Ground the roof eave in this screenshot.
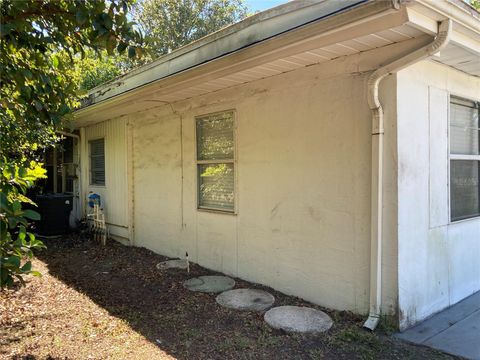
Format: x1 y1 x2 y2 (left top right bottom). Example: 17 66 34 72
78 0 394 110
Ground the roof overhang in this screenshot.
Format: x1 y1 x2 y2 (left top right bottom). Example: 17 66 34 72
74 0 480 127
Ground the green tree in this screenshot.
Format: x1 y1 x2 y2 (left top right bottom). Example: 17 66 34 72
1 0 143 158
76 50 124 91
0 0 143 288
74 49 153 91
133 0 248 56
74 0 249 91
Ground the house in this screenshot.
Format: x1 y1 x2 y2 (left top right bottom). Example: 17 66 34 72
72 0 480 331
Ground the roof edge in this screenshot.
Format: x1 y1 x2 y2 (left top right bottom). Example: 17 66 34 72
81 0 376 107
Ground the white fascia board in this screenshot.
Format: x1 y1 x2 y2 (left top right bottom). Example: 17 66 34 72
407 8 480 54
406 1 480 55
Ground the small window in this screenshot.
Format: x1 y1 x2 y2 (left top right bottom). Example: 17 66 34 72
196 111 235 212
449 96 480 221
89 138 105 186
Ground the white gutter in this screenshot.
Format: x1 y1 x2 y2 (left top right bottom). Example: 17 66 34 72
364 18 452 331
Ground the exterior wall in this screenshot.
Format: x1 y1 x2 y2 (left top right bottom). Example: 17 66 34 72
129 52 399 315
80 118 129 240
397 61 480 330
76 38 426 316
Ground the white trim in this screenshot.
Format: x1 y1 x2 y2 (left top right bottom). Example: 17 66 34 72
450 154 480 161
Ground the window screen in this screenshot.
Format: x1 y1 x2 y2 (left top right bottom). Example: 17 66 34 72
450 96 480 221
196 111 235 212
90 138 105 186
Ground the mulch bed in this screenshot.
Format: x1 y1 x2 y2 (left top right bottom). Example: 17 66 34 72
1 233 456 359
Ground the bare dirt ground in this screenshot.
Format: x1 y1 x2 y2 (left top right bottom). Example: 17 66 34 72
0 234 457 360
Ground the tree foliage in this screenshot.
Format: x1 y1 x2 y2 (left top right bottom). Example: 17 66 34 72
76 51 124 91
74 0 249 91
0 0 143 158
133 0 248 57
0 0 142 288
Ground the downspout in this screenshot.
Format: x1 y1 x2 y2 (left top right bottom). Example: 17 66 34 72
55 130 82 224
363 19 451 331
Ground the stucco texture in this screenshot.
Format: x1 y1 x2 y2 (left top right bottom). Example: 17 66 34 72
131 62 374 314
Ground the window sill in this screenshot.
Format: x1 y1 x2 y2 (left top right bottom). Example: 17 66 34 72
197 207 237 215
449 216 480 225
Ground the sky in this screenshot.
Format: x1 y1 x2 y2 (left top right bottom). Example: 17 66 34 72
245 0 288 12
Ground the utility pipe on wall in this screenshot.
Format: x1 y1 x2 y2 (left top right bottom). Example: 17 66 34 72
364 19 451 331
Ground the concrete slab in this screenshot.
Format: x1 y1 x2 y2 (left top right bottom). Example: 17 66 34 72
216 289 275 311
156 259 188 270
397 292 480 344
264 306 333 333
397 291 480 360
183 275 235 293
423 310 480 360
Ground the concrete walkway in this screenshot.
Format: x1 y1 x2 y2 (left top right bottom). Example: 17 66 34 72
396 292 480 359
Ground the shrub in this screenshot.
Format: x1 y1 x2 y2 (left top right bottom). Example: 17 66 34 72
0 159 46 288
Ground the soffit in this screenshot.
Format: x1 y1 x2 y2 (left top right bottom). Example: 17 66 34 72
75 3 479 126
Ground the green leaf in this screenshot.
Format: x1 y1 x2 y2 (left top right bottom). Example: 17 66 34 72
12 200 21 214
22 69 33 80
6 256 20 268
8 217 19 229
17 225 26 242
59 103 70 115
22 209 40 221
16 193 37 206
21 261 32 272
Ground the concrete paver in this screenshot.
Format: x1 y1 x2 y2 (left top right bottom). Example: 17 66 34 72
183 275 235 293
264 306 333 333
216 288 275 311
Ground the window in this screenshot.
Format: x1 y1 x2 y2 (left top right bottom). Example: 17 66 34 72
450 96 480 221
89 138 105 186
196 111 235 212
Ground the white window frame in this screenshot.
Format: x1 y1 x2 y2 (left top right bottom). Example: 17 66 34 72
195 110 237 214
89 137 106 187
448 94 480 223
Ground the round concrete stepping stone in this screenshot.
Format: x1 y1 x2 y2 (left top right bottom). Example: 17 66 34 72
156 259 188 270
216 289 275 311
183 275 235 293
264 306 333 333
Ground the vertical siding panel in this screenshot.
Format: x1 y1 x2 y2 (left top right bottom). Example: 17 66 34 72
82 117 128 239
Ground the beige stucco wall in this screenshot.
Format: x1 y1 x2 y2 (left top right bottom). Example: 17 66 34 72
128 54 400 314
77 38 417 315
397 60 480 329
